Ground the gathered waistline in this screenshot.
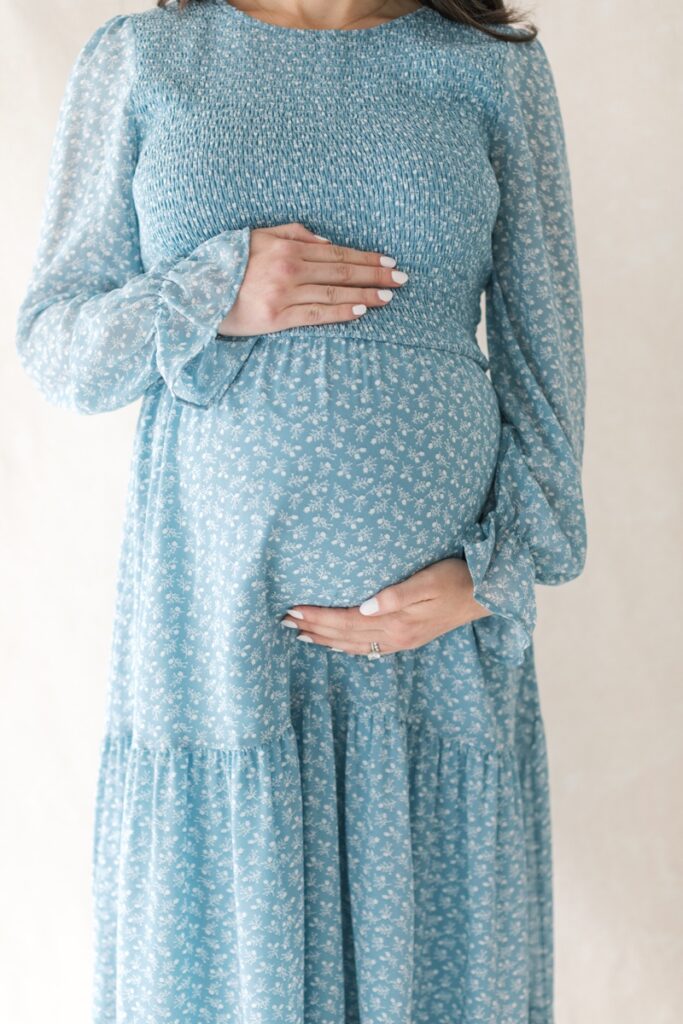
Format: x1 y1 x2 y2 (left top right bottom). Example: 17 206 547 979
251 326 491 372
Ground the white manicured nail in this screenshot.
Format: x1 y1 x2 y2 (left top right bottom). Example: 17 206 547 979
352 304 367 315
377 289 393 302
281 619 299 629
330 647 343 652
359 596 379 615
314 234 330 241
380 255 396 267
296 634 313 643
391 270 408 284
286 608 304 619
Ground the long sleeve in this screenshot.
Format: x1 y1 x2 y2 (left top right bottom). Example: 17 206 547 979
461 35 588 666
15 14 253 415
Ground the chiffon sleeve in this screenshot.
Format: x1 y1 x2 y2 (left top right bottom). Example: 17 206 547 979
15 14 254 415
461 35 588 666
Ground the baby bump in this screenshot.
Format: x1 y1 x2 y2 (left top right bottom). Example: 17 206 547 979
175 336 501 617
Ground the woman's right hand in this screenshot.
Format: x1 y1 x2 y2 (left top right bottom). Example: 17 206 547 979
217 222 409 337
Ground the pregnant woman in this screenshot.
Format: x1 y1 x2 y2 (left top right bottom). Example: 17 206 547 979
15 1 587 1021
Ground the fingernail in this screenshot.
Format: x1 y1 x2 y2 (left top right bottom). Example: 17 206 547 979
380 255 396 267
377 289 393 302
391 270 409 284
352 304 367 315
330 647 343 652
359 596 379 615
314 234 330 241
296 634 313 643
286 608 304 619
281 619 299 629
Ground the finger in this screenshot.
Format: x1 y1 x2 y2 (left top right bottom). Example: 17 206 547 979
276 301 371 329
298 238 399 271
281 615 384 643
262 226 400 273
295 631 398 656
292 258 408 291
267 231 398 271
281 604 378 633
287 283 396 309
274 269 408 329
358 569 437 617
264 223 394 269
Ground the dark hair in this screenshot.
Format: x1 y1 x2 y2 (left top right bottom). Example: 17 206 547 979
156 1 538 42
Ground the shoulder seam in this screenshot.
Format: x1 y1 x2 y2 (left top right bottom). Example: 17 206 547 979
77 15 141 148
488 33 541 145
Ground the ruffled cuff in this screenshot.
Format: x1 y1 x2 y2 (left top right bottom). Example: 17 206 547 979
460 425 537 666
461 511 536 667
155 225 255 406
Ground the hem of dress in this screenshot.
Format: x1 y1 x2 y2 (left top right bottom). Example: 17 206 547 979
91 689 553 1022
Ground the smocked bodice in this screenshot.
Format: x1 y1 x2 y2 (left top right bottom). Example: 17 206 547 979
130 1 508 365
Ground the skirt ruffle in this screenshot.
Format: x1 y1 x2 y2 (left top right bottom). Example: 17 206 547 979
92 646 553 1024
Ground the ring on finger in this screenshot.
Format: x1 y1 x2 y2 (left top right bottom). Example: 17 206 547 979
367 639 382 660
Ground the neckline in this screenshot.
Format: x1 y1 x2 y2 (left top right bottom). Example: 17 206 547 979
218 2 431 37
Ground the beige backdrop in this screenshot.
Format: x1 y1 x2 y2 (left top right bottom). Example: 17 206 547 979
1 1 681 1021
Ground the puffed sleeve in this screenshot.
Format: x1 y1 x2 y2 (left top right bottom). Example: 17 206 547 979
461 34 588 666
15 14 253 414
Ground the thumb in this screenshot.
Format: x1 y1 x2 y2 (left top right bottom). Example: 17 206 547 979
270 222 331 244
358 570 431 616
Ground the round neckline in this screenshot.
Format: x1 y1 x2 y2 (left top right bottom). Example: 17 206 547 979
218 2 430 37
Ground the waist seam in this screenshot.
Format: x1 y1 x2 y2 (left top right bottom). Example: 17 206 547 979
252 330 490 371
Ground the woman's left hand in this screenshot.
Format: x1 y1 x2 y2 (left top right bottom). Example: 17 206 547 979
279 556 492 657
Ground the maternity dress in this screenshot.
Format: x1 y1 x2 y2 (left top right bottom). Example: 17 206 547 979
15 2 587 1022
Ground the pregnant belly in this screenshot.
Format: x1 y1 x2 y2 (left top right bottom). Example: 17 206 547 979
174 336 502 617
116 336 503 745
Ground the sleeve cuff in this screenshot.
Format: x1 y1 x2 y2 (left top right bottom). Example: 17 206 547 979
154 225 255 406
461 511 537 667
460 423 538 667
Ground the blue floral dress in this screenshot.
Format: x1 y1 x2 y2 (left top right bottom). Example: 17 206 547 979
15 3 587 1022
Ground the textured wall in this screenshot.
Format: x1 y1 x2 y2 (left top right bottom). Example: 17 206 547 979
1 1 681 1021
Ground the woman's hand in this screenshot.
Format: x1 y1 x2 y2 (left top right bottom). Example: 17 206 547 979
279 557 493 657
218 221 409 336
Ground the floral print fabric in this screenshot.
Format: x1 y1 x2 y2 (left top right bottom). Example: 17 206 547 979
15 3 587 1022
